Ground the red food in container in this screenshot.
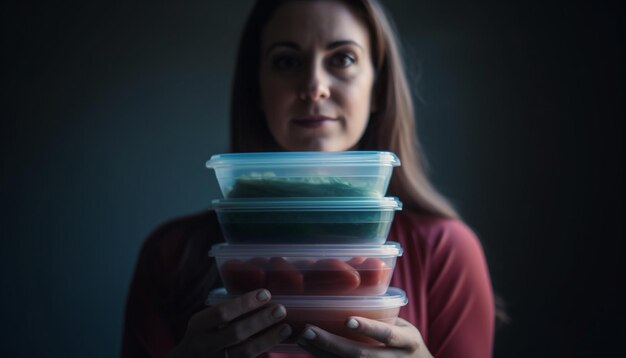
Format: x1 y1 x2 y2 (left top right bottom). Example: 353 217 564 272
209 242 402 296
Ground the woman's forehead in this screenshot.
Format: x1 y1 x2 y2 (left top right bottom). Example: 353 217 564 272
261 0 370 51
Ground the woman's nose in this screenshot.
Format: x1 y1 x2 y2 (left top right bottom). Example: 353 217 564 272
299 62 330 102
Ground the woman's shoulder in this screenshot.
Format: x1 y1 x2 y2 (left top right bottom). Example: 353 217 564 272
146 210 219 241
138 210 223 266
392 211 490 293
392 210 482 256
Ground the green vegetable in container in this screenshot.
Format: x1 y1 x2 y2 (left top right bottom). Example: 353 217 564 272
228 175 378 198
219 210 394 244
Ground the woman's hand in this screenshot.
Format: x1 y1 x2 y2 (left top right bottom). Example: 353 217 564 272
166 289 291 358
296 317 433 358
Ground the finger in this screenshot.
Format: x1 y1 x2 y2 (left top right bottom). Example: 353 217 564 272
394 317 414 327
297 325 393 358
193 289 271 330
296 327 340 358
217 304 288 347
298 342 341 358
227 323 292 358
345 316 413 348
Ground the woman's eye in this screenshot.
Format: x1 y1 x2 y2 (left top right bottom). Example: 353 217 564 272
271 55 300 71
329 53 356 68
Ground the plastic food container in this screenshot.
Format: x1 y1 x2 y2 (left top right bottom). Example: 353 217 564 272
212 197 402 244
206 287 407 348
209 242 402 295
206 151 401 198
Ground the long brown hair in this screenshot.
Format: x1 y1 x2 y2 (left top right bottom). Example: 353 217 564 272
230 0 457 218
229 0 508 329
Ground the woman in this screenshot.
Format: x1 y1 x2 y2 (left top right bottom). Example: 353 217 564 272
121 0 495 357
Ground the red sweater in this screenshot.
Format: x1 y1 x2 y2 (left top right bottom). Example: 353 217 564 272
121 210 494 357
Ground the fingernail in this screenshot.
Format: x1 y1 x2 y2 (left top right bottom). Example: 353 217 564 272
272 305 286 319
346 318 359 329
256 289 270 302
302 328 317 340
279 325 292 339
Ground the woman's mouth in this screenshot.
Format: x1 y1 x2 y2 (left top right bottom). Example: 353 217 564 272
291 115 338 128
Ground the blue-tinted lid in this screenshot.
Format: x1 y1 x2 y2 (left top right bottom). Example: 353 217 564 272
212 196 402 210
206 151 401 169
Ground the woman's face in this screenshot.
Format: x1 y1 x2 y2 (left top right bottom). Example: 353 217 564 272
259 0 376 152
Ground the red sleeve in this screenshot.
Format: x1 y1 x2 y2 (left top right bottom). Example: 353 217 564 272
120 211 218 358
426 220 495 358
120 233 177 358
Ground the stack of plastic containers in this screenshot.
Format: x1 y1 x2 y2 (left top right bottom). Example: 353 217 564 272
205 151 407 351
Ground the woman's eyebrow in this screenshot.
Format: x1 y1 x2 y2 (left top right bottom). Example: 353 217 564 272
265 40 364 55
327 40 363 51
265 41 300 56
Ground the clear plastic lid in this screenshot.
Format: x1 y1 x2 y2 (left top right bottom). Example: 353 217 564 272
209 241 402 258
212 197 402 211
206 151 401 169
206 287 408 308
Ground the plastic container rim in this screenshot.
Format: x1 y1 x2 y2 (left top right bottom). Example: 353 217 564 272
206 287 408 308
212 197 402 211
206 151 401 169
208 241 403 257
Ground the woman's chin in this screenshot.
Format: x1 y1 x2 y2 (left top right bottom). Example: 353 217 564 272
282 139 351 152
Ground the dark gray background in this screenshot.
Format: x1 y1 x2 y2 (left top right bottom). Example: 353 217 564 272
1 0 624 357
